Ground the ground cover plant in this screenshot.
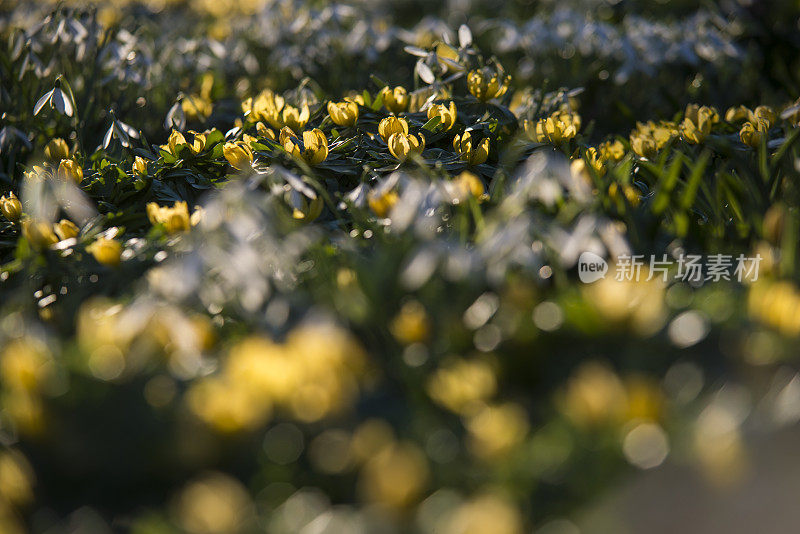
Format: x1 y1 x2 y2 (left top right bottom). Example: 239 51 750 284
2 1 800 532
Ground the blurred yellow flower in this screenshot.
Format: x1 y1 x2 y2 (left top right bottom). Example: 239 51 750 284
187 377 271 433
0 450 35 507
172 472 252 534
147 201 194 233
453 131 489 165
0 338 52 393
86 237 122 266
466 402 529 460
368 189 399 217
53 219 79 241
286 190 324 221
524 110 581 144
427 357 496 415
21 219 58 249
444 492 523 534
680 104 717 144
740 119 769 148
390 300 430 344
359 441 429 509
560 362 627 428
450 170 488 202
380 85 409 113
599 139 626 162
725 105 751 123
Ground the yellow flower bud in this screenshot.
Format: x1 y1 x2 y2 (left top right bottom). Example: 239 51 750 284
223 141 254 170
390 301 430 344
44 138 70 161
380 86 409 113
725 105 752 123
680 105 716 144
451 171 488 202
740 119 769 148
54 219 79 241
753 105 777 127
453 131 489 166
147 201 192 234
467 68 511 102
280 103 310 132
132 156 148 177
327 100 359 127
378 116 409 142
56 159 83 184
22 219 58 249
0 192 22 222
256 122 276 140
599 139 626 162
387 132 425 161
426 101 457 131
86 237 122 266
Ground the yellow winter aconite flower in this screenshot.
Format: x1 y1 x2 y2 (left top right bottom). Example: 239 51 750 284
187 376 271 433
54 219 79 241
86 237 122 266
223 141 254 170
0 192 22 221
427 358 496 415
280 103 311 132
368 189 399 217
740 119 769 148
379 85 409 113
560 361 627 427
467 68 511 102
599 139 626 162
255 122 276 140
390 301 430 344
752 105 777 127
608 182 640 207
725 105 752 123
56 159 83 184
583 146 606 176
21 219 58 249
163 129 188 155
44 138 69 161
629 120 676 159
147 201 195 233
388 131 425 160
445 492 523 534
182 94 213 122
453 131 490 165
466 402 529 460
378 116 409 142
327 100 359 127
525 110 581 144
282 128 328 165
680 104 718 144
132 156 148 177
427 101 457 130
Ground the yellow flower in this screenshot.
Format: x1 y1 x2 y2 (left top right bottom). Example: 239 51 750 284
752 105 777 127
161 129 187 155
725 105 752 123
0 192 22 222
44 138 69 161
54 219 79 241
740 119 769 148
608 182 641 207
187 377 271 433
173 473 252 534
426 101 457 131
223 141 254 170
453 131 489 165
255 122 276 140
132 156 148 177
387 132 425 160
21 219 58 249
368 189 398 217
327 100 359 127
86 237 122 266
680 104 717 144
0 338 52 393
280 103 311 132
379 86 409 113
188 130 208 154
467 68 511 102
282 128 328 165
599 139 626 162
629 121 676 159
525 110 580 144
359 441 429 509
451 170 488 202
147 201 194 233
389 301 430 344
630 134 658 159
378 116 409 142
56 159 83 184
445 492 523 534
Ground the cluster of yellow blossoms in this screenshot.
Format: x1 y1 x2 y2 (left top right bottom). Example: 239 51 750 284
524 108 582 144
